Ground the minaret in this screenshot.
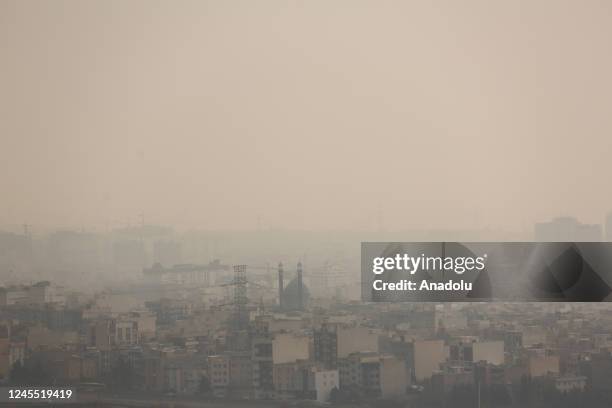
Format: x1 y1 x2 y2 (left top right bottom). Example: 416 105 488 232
297 261 303 310
278 262 284 310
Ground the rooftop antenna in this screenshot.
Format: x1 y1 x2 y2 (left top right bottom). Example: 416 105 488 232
297 261 304 310
278 262 284 310
139 212 145 243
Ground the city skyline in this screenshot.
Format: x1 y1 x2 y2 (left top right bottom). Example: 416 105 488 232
3 1 612 406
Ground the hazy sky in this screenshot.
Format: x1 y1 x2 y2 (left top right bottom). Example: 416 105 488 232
2 0 612 231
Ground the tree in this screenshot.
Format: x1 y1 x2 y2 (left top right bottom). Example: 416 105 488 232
198 375 211 395
109 356 134 391
9 358 53 386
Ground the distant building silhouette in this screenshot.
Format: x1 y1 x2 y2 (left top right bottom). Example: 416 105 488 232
534 216 602 241
153 240 182 266
606 212 612 241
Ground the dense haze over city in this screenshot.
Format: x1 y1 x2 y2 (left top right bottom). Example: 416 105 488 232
3 1 612 407
3 0 612 232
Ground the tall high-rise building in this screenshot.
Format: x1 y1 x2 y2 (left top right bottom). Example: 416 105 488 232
605 212 612 241
314 324 338 369
534 216 602 241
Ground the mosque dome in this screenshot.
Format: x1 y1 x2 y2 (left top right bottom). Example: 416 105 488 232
281 277 310 311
